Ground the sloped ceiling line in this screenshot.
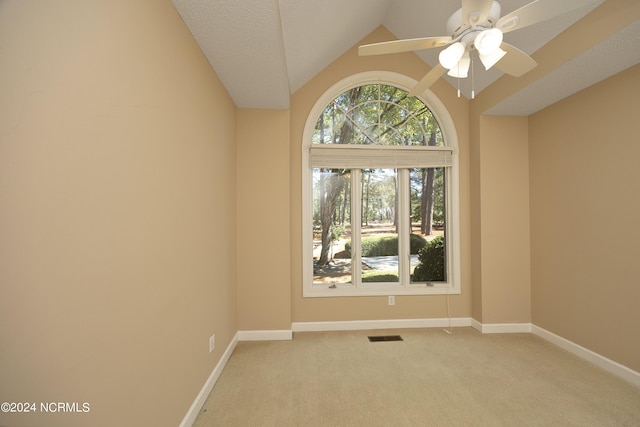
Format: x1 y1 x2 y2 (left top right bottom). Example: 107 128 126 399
172 0 637 116
480 0 640 115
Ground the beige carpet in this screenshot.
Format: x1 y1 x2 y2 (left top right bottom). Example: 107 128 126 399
194 327 640 426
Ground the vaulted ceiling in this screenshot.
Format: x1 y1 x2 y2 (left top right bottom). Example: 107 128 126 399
172 0 639 115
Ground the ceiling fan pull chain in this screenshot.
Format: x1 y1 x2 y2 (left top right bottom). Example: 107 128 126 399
471 53 475 99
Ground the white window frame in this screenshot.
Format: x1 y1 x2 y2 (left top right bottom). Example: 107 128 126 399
302 71 461 297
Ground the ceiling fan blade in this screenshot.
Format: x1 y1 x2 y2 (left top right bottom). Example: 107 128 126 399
358 36 452 56
409 64 447 96
496 0 595 34
461 0 495 26
494 42 538 77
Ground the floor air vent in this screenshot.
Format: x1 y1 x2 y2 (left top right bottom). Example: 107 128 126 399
368 335 403 342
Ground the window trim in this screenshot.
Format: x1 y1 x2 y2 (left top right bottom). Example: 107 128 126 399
302 71 461 297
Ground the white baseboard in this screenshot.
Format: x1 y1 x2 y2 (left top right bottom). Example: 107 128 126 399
292 317 473 332
471 319 532 334
179 332 239 427
237 329 293 341
532 325 640 388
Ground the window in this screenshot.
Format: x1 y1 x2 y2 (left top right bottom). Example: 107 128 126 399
302 72 460 297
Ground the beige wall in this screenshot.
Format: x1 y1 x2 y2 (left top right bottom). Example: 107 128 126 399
289 27 472 323
236 109 291 330
477 116 531 324
2 2 638 426
468 0 638 326
0 1 238 426
469 108 483 322
529 65 640 372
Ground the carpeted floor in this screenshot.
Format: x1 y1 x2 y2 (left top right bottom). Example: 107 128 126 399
194 327 640 426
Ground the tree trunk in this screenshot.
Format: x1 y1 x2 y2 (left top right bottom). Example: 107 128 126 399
364 172 371 226
318 172 347 265
420 131 437 235
318 87 360 264
421 168 435 235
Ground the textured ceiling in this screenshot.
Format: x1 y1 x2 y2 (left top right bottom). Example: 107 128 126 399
172 0 638 115
487 19 640 115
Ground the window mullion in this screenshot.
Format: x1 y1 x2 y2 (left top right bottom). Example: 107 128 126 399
351 169 362 289
397 169 411 287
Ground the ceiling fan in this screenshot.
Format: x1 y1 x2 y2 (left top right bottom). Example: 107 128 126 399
359 0 596 97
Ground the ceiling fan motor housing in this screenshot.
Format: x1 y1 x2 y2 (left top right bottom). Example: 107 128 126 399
447 1 502 41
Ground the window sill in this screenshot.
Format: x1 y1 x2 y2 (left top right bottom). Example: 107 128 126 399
303 283 460 298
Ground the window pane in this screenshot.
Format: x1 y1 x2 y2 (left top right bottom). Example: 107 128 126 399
410 168 447 283
312 84 444 148
312 169 351 284
361 169 399 283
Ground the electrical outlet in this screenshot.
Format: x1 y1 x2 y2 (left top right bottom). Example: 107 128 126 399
388 295 395 306
209 334 215 353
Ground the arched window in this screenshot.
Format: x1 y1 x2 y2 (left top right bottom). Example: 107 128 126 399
302 72 460 297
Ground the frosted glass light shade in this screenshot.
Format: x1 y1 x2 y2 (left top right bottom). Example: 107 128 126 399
447 52 471 78
474 28 503 55
439 42 466 69
479 47 506 70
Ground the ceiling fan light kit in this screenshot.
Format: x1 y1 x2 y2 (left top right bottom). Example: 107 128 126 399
479 47 507 70
358 0 596 97
447 52 471 78
474 28 504 56
439 42 467 70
